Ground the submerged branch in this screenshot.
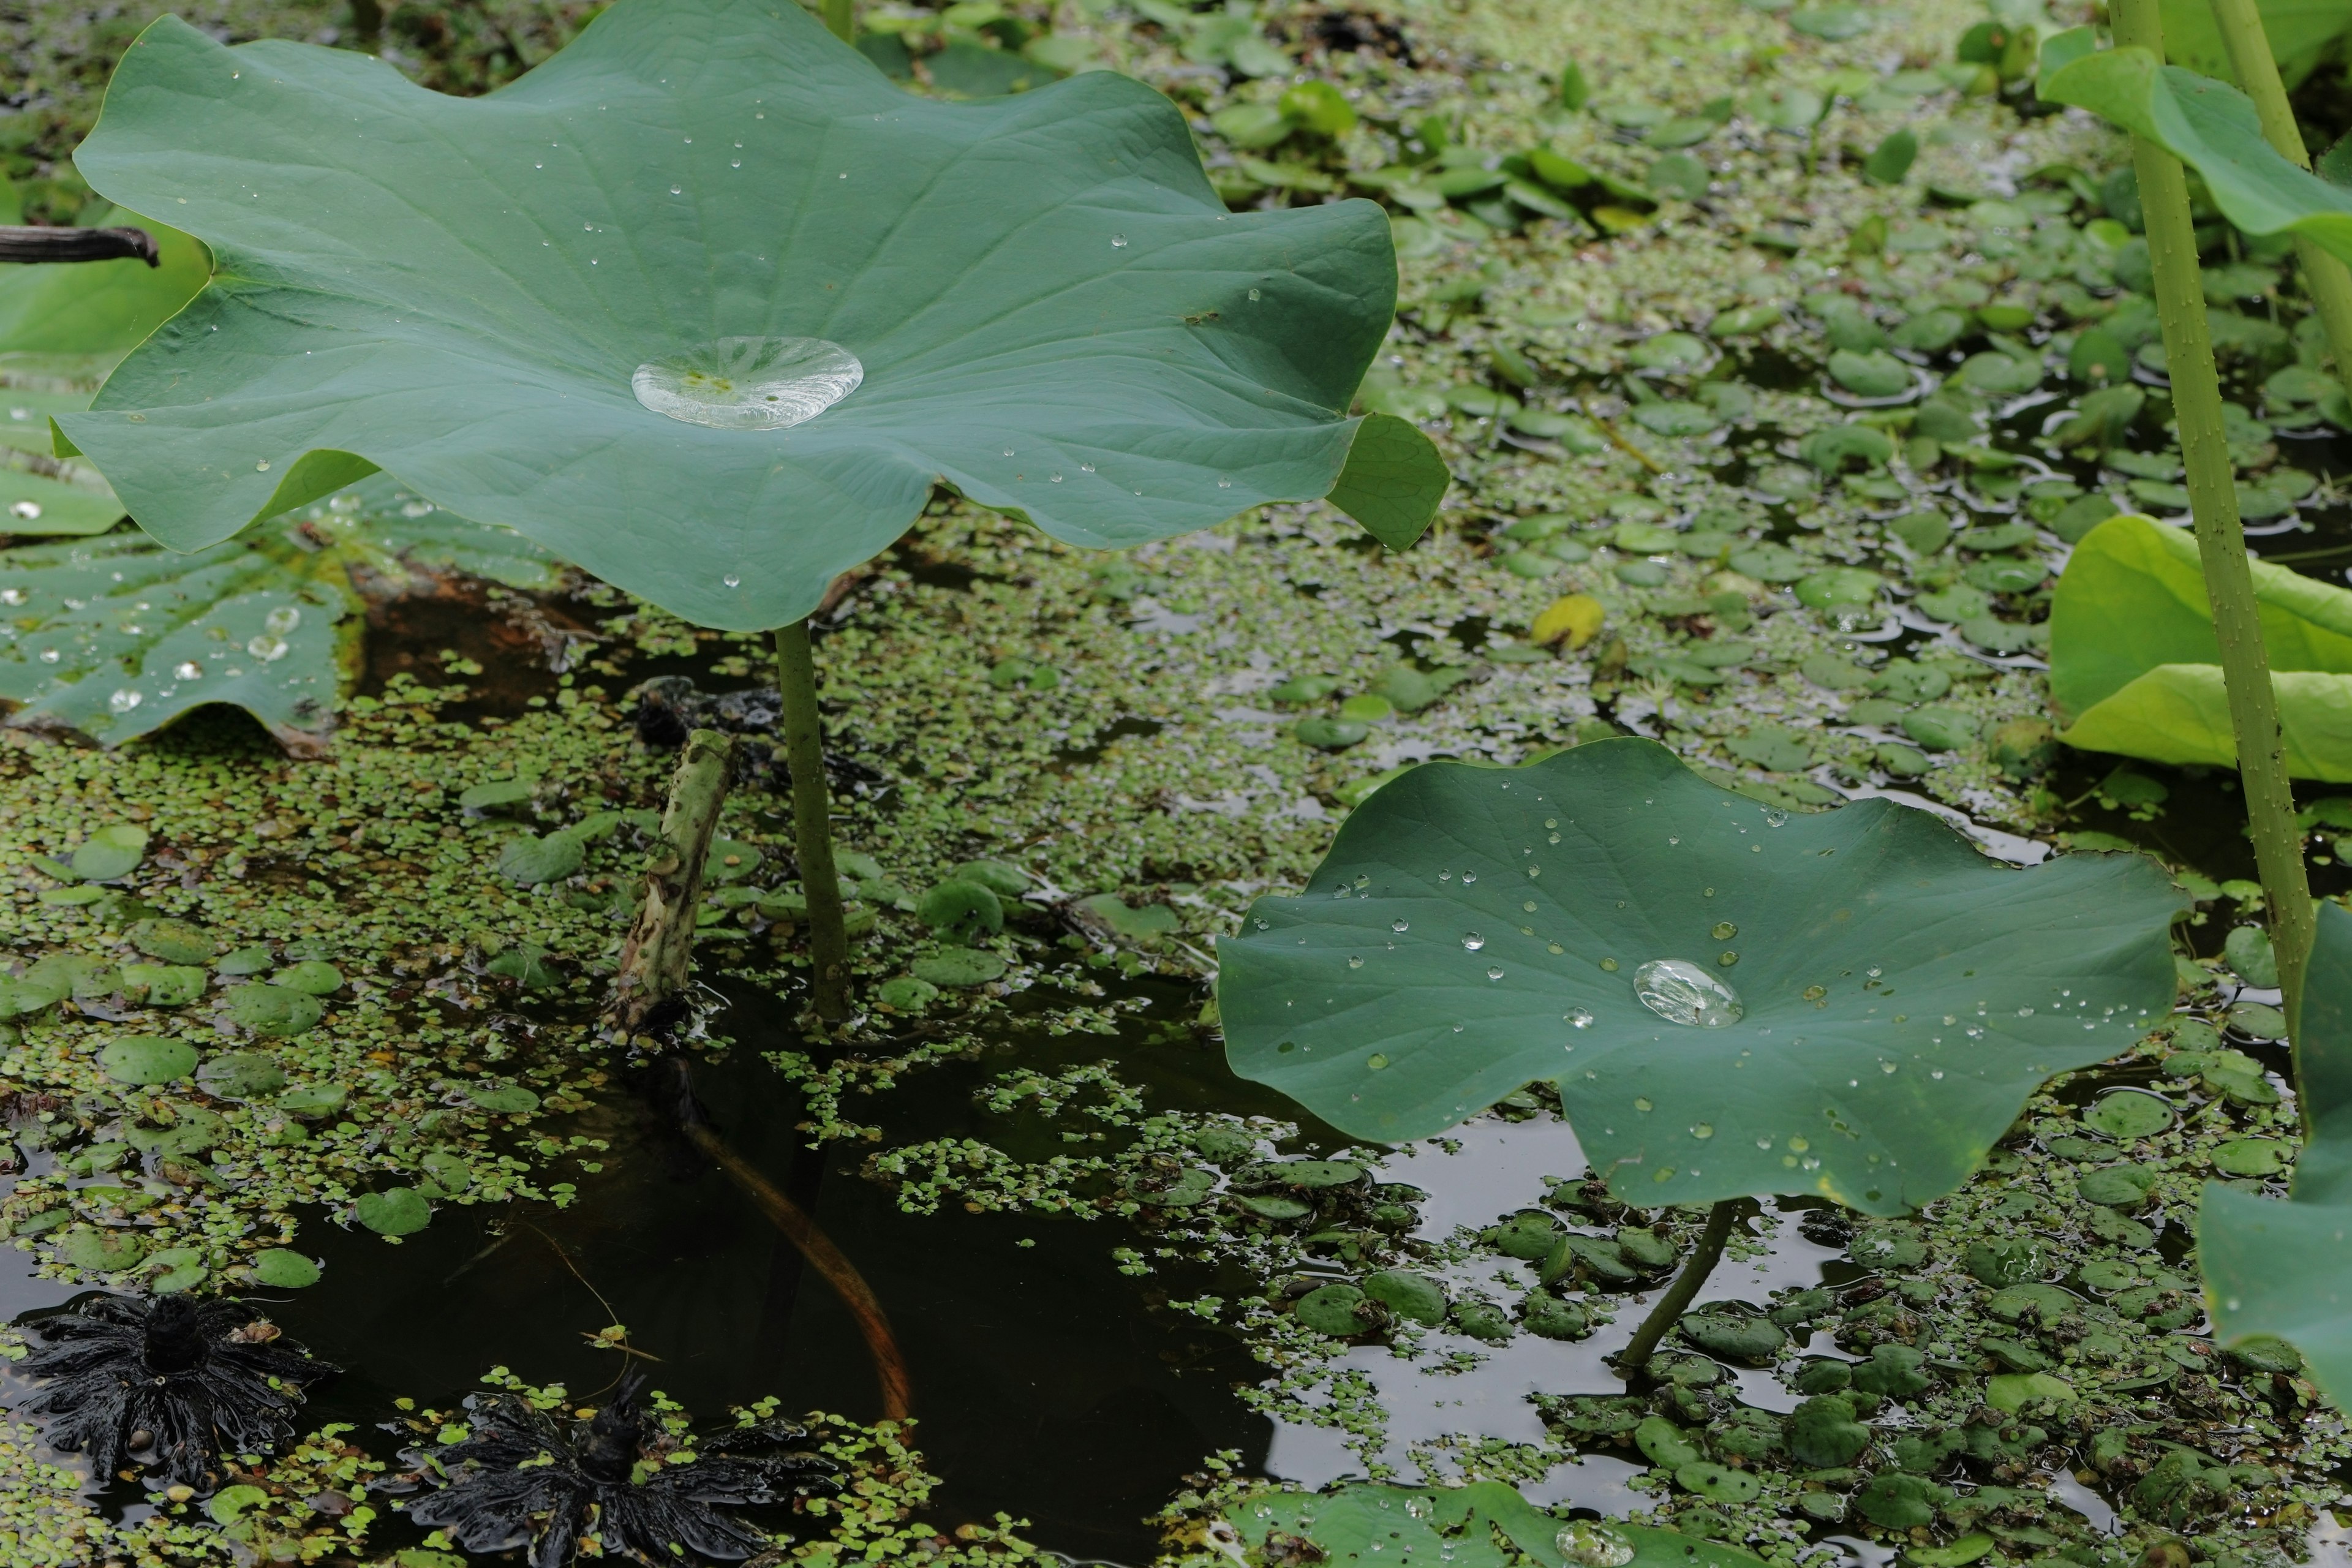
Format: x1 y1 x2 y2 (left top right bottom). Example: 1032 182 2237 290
0 225 158 265
606 726 735 1041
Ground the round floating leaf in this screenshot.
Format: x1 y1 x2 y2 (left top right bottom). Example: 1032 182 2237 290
64 0 1404 633
355 1186 432 1236
216 943 276 975
61 1225 149 1273
1676 1461 1761 1504
469 1084 542 1115
1294 1283 1376 1336
499 831 586 886
129 917 216 964
99 1034 198 1085
918 879 1005 940
2084 1088 2173 1139
196 1051 288 1099
1678 1307 1787 1362
69 824 149 882
1828 350 1913 399
1219 740 2180 1215
224 982 325 1036
876 976 940 1010
2211 1137 2290 1177
911 946 1008 988
123 962 208 1007
277 1082 349 1118
1362 1268 1449 1325
274 959 344 996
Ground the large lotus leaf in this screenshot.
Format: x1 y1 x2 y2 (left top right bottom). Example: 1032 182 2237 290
0 480 561 748
2038 33 2352 268
2051 512 2352 778
1 387 129 537
0 208 211 361
2203 900 2352 1407
59 0 1423 634
2156 0 2352 91
1219 739 2181 1216
1229 1481 1765 1567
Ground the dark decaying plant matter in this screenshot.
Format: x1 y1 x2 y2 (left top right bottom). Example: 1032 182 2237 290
15 1292 335 1491
401 1372 838 1567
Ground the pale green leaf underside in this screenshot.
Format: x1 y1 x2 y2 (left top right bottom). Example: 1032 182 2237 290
0 208 211 362
0 477 559 747
2203 900 2352 1409
2051 513 2352 778
2038 37 2352 266
1219 739 2181 1216
63 0 1396 631
1328 412 1450 550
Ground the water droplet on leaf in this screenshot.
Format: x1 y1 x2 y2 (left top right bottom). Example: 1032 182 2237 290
633 336 862 430
1632 959 1744 1027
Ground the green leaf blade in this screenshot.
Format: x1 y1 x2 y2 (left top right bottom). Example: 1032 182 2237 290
1327 412 1450 549
65 0 1397 632
1220 739 2182 1215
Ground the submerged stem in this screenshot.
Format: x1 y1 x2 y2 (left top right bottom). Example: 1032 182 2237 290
2114 0 2315 1047
1613 1199 1740 1376
774 619 850 1023
2206 0 2352 409
607 728 735 1040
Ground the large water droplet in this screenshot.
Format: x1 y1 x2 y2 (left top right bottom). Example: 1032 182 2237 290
8 500 40 522
1556 1521 1635 1568
1567 1008 1593 1028
1632 959 1744 1027
108 688 142 713
173 660 202 680
247 635 289 662
633 336 862 431
1391 919 1409 933
1462 932 1485 951
263 605 301 637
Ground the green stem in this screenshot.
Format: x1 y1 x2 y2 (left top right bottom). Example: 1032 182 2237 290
775 619 850 1022
822 0 854 43
2206 0 2352 407
606 728 736 1039
2117 0 2315 1057
1614 1199 1740 1376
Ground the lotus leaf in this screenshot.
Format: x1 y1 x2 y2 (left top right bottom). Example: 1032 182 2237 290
499 831 587 886
128 917 215 964
2038 31 2352 268
0 208 211 359
121 963 207 1006
61 0 1440 635
356 1186 432 1237
2202 900 2352 1406
197 1052 288 1099
67 824 149 881
224 981 325 1036
1220 739 2179 1215
246 1248 320 1288
99 1035 198 1085
1785 1395 1872 1466
61 1226 149 1273
277 1082 348 1118
470 1085 542 1115
1678 1306 1787 1361
1227 1480 1766 1567
0 477 559 750
1521 1293 1590 1340
2051 513 2352 778
913 946 1008 987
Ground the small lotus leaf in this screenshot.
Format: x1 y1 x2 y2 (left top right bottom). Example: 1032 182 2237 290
1219 740 2179 1215
129 918 217 964
62 0 1419 631
216 944 276 975
1235 1193 1313 1220
421 1151 475 1193
1635 1414 1703 1468
274 960 344 996
69 824 149 881
225 982 325 1036
912 946 1008 988
470 1085 543 1115
877 976 940 1010
60 1226 149 1273
1855 1472 1945 1528
197 1052 288 1099
1295 1283 1375 1336
1077 892 1182 940
499 831 586 886
1785 1395 1872 1466
2211 1138 2290 1177
919 880 1005 939
2086 1088 2174 1139
355 1186 432 1236
148 1247 209 1294
458 779 537 810
122 963 208 1007
1678 1308 1787 1362
277 1082 349 1118
1520 1293 1590 1340
99 1035 198 1085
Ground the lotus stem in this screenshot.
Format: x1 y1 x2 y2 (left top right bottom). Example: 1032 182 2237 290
607 727 736 1039
2114 0 2315 1045
774 619 851 1022
821 0 854 44
1613 1198 1739 1376
0 225 157 266
2204 0 2352 406
671 1061 913 1420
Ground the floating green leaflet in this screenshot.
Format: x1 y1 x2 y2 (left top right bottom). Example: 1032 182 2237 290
2203 899 2352 1406
1220 739 2180 1215
61 0 1434 633
2050 512 2352 778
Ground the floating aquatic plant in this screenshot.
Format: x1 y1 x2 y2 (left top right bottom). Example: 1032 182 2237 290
15 1292 334 1491
1221 739 2184 1217
401 1371 837 1567
59 0 1443 1014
